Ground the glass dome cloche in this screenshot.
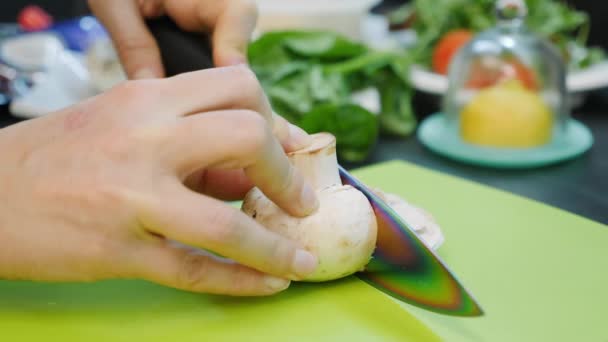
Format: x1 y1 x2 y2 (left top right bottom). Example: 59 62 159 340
443 0 568 149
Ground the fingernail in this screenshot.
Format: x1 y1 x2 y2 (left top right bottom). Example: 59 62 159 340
288 124 313 150
264 276 290 291
133 68 157 80
300 182 319 215
292 249 318 278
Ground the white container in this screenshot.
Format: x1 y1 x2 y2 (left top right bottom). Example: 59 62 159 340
254 0 380 41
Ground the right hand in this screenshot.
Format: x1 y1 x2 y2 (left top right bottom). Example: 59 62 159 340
88 0 259 78
0 66 318 296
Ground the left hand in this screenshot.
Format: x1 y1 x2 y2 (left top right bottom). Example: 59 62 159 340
0 67 318 294
88 0 258 79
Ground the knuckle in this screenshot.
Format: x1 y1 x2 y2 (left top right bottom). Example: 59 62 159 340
109 80 149 105
225 266 261 293
230 65 264 97
106 79 162 117
176 252 212 289
130 123 172 148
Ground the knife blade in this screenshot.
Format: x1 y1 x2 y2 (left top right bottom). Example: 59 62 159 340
339 166 484 317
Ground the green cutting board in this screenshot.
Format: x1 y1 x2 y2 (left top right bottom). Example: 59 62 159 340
1 161 606 341
355 161 608 342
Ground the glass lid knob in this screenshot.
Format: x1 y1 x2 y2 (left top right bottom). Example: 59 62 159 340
495 0 527 27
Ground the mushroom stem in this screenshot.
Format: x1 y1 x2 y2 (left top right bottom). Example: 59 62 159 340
288 133 341 190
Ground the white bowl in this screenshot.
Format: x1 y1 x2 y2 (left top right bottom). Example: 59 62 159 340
254 0 380 40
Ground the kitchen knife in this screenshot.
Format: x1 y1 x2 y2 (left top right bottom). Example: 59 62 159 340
146 16 483 317
339 166 483 317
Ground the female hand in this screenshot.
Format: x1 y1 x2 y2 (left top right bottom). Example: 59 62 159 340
88 0 258 79
0 66 318 296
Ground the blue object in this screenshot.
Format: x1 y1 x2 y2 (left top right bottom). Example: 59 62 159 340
45 16 108 52
417 113 594 169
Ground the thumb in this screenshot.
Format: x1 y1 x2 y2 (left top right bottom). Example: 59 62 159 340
89 0 164 79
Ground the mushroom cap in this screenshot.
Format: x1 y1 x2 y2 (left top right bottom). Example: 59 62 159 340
242 185 377 282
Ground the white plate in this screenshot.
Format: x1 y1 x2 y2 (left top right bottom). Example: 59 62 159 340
359 16 608 95
410 62 608 95
254 0 381 41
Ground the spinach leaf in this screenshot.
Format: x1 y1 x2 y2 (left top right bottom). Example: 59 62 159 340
248 30 367 64
284 32 367 59
266 67 315 122
248 31 296 67
249 30 418 161
299 104 379 162
265 64 351 121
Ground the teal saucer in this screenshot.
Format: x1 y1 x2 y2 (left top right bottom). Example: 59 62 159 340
417 113 594 169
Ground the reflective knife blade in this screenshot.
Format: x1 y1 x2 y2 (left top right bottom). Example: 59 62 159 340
339 166 484 317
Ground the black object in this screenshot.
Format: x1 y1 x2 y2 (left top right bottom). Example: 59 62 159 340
146 16 214 76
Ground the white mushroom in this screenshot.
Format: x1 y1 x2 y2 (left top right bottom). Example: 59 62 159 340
241 133 378 282
241 132 445 282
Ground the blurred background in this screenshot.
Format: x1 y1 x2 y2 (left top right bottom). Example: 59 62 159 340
0 0 606 222
0 1 606 48
0 1 605 44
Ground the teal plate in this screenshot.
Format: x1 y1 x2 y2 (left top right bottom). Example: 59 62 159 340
417 113 594 169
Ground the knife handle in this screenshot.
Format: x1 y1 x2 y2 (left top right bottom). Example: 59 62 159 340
145 16 215 76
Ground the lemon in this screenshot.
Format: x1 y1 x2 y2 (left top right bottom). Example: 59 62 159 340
460 80 553 147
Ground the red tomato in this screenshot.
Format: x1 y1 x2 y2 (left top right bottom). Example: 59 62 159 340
18 5 53 32
508 57 539 90
432 30 474 75
466 55 539 91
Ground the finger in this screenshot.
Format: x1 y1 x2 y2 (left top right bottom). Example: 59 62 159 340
211 0 258 66
155 67 312 151
159 0 257 66
185 168 253 201
156 66 272 122
166 110 318 217
139 186 318 280
135 242 290 296
88 0 164 79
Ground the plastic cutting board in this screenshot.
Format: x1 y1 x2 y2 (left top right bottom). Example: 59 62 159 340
1 161 606 341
